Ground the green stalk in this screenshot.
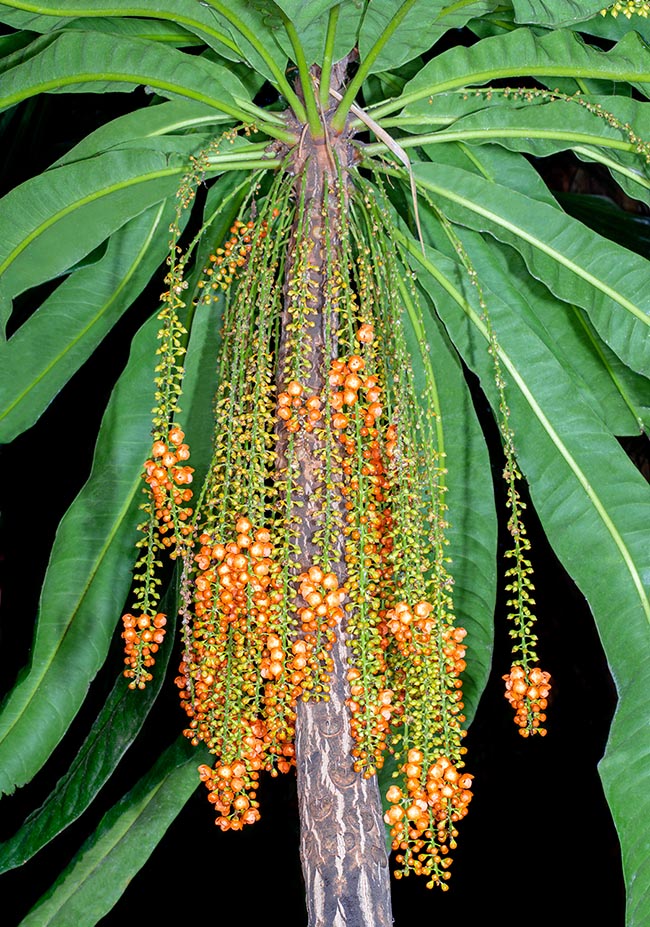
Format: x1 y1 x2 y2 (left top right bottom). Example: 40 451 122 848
201 0 307 121
319 4 340 110
331 0 419 132
396 277 446 482
205 158 283 171
363 127 636 157
282 16 322 136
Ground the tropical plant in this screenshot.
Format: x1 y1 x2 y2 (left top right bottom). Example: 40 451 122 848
0 0 649 924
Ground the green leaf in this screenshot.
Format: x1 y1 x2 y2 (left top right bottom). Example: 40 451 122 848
359 0 499 75
0 31 57 76
53 100 238 166
0 201 175 443
0 30 255 120
557 192 650 257
470 236 650 435
384 27 650 119
0 601 176 873
512 0 604 26
271 0 342 29
0 148 189 318
0 0 242 59
62 15 203 45
18 738 209 927
0 312 160 796
411 160 650 376
407 235 650 927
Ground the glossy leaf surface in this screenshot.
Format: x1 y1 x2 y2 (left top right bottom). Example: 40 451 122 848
0 314 160 795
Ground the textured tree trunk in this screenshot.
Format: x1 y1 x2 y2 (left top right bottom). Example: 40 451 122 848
275 74 394 927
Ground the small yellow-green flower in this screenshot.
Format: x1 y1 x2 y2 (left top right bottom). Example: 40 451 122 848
601 1 650 17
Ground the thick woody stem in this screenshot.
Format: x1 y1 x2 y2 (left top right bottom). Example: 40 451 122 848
275 95 393 927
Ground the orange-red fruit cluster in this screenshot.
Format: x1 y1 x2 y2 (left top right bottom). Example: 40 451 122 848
121 612 167 689
503 665 551 736
176 518 283 727
198 759 260 830
296 565 346 696
277 380 322 433
143 427 194 552
195 720 295 831
346 666 394 776
385 749 473 887
385 600 434 652
329 353 382 431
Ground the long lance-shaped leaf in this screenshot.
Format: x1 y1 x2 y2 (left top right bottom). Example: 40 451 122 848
0 149 188 315
403 233 650 926
410 174 650 434
0 140 264 333
0 31 284 132
17 738 209 927
0 605 176 873
512 0 605 26
357 0 498 76
0 200 177 443
0 174 242 854
411 160 650 376
53 99 234 166
0 312 161 796
409 154 650 436
371 27 650 120
0 0 243 59
61 15 204 45
465 232 650 435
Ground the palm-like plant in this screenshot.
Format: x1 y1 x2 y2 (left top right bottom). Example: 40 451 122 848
0 1 649 924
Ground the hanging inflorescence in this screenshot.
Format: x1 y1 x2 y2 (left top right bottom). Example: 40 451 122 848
431 213 552 738
119 145 554 889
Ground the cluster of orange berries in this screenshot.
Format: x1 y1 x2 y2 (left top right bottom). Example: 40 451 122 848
142 426 194 554
121 612 167 689
195 716 294 831
176 518 283 735
334 337 400 775
175 517 307 828
276 380 322 433
296 565 346 697
385 600 435 652
120 427 195 686
329 352 382 433
385 749 473 889
346 666 394 777
503 665 551 736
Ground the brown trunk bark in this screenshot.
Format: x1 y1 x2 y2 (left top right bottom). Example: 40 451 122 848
276 95 394 926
